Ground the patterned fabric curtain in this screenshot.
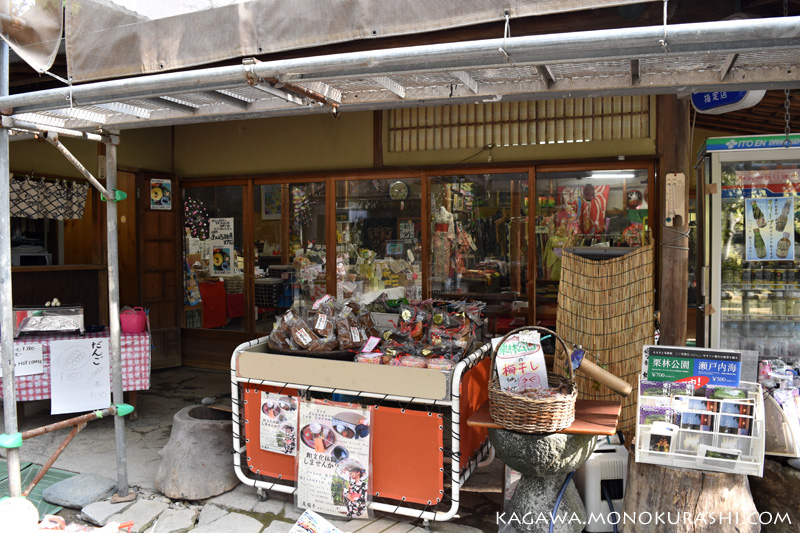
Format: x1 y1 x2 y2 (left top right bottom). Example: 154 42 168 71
9 178 44 218
10 177 90 220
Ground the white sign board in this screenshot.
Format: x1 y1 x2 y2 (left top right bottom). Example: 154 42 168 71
49 338 111 415
209 217 234 245
0 343 44 377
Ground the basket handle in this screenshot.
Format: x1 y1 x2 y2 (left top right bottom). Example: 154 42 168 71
491 325 574 380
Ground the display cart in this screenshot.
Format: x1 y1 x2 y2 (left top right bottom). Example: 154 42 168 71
231 338 493 526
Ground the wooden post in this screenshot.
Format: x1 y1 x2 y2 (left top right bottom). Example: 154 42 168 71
657 95 690 346
623 459 759 533
510 180 522 294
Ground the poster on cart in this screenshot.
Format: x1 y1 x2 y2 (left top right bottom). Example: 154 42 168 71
296 401 372 520
49 337 110 415
260 392 298 456
745 197 794 261
0 343 44 378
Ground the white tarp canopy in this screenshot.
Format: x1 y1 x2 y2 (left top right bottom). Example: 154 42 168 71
0 0 62 74
62 0 654 82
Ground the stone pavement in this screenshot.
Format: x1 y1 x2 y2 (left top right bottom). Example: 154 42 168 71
0 367 504 532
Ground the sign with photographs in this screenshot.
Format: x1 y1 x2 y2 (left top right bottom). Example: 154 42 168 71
260 392 298 456
295 401 372 520
642 345 742 388
745 197 794 261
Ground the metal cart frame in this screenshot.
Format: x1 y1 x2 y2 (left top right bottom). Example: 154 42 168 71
230 338 494 526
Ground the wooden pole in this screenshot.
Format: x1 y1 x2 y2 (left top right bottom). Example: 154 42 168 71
657 95 691 346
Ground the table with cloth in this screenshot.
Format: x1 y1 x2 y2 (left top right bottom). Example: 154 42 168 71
0 328 150 417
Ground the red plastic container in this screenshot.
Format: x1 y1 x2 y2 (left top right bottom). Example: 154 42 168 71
120 307 146 333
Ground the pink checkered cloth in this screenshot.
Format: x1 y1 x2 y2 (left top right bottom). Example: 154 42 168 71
0 329 151 401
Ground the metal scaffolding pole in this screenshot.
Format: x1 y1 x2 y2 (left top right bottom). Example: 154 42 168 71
0 16 797 115
0 20 21 499
104 137 131 499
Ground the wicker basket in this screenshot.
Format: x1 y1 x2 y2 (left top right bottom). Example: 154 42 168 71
488 326 577 433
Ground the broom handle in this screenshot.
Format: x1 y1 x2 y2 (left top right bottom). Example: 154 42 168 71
577 357 632 397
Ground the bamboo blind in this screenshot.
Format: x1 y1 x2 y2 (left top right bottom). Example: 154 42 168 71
387 96 651 152
555 244 655 442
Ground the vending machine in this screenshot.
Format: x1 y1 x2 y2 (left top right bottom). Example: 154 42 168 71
699 134 800 350
698 133 800 457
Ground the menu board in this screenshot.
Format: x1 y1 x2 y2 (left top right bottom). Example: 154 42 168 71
295 401 372 519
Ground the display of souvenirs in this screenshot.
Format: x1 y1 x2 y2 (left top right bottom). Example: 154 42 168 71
267 295 484 367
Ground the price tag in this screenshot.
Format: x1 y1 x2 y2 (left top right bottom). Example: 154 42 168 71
350 327 361 343
518 331 540 345
315 314 328 330
312 295 332 310
284 311 294 322
361 336 381 353
296 328 312 346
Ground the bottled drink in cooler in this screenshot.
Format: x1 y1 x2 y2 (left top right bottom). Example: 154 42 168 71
777 233 792 259
776 199 791 232
753 228 767 259
751 200 766 228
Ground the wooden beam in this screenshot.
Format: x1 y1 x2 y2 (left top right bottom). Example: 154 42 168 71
657 95 691 346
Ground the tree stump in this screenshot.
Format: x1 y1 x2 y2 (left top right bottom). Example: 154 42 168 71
622 458 759 532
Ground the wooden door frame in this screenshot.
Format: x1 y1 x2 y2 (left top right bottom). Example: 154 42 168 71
136 171 183 368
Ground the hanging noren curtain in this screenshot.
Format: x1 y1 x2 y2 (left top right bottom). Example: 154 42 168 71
10 177 89 220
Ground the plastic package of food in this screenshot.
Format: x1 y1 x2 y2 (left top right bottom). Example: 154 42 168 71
426 358 455 371
399 355 427 368
356 352 383 364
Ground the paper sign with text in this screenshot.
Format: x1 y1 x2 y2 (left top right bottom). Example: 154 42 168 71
0 343 44 377
295 401 372 520
49 338 110 415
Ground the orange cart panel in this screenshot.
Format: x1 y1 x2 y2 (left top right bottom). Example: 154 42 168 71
243 385 444 504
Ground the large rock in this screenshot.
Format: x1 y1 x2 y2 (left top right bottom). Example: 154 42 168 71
43 473 117 509
155 405 239 500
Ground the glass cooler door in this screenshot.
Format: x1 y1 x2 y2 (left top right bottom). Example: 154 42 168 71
710 148 800 353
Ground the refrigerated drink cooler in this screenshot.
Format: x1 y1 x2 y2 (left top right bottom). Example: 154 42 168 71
698 133 800 457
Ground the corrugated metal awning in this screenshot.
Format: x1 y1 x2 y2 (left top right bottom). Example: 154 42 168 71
1 16 799 134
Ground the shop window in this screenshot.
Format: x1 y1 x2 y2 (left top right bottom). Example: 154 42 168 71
182 185 244 331
429 173 529 333
534 168 650 325
289 181 328 303
334 178 422 303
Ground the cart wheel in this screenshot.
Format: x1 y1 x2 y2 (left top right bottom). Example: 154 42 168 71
257 489 269 502
423 519 431 531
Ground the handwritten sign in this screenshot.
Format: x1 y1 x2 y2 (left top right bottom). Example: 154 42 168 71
49 338 110 415
0 343 44 377
296 401 372 519
260 392 298 456
209 217 234 245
